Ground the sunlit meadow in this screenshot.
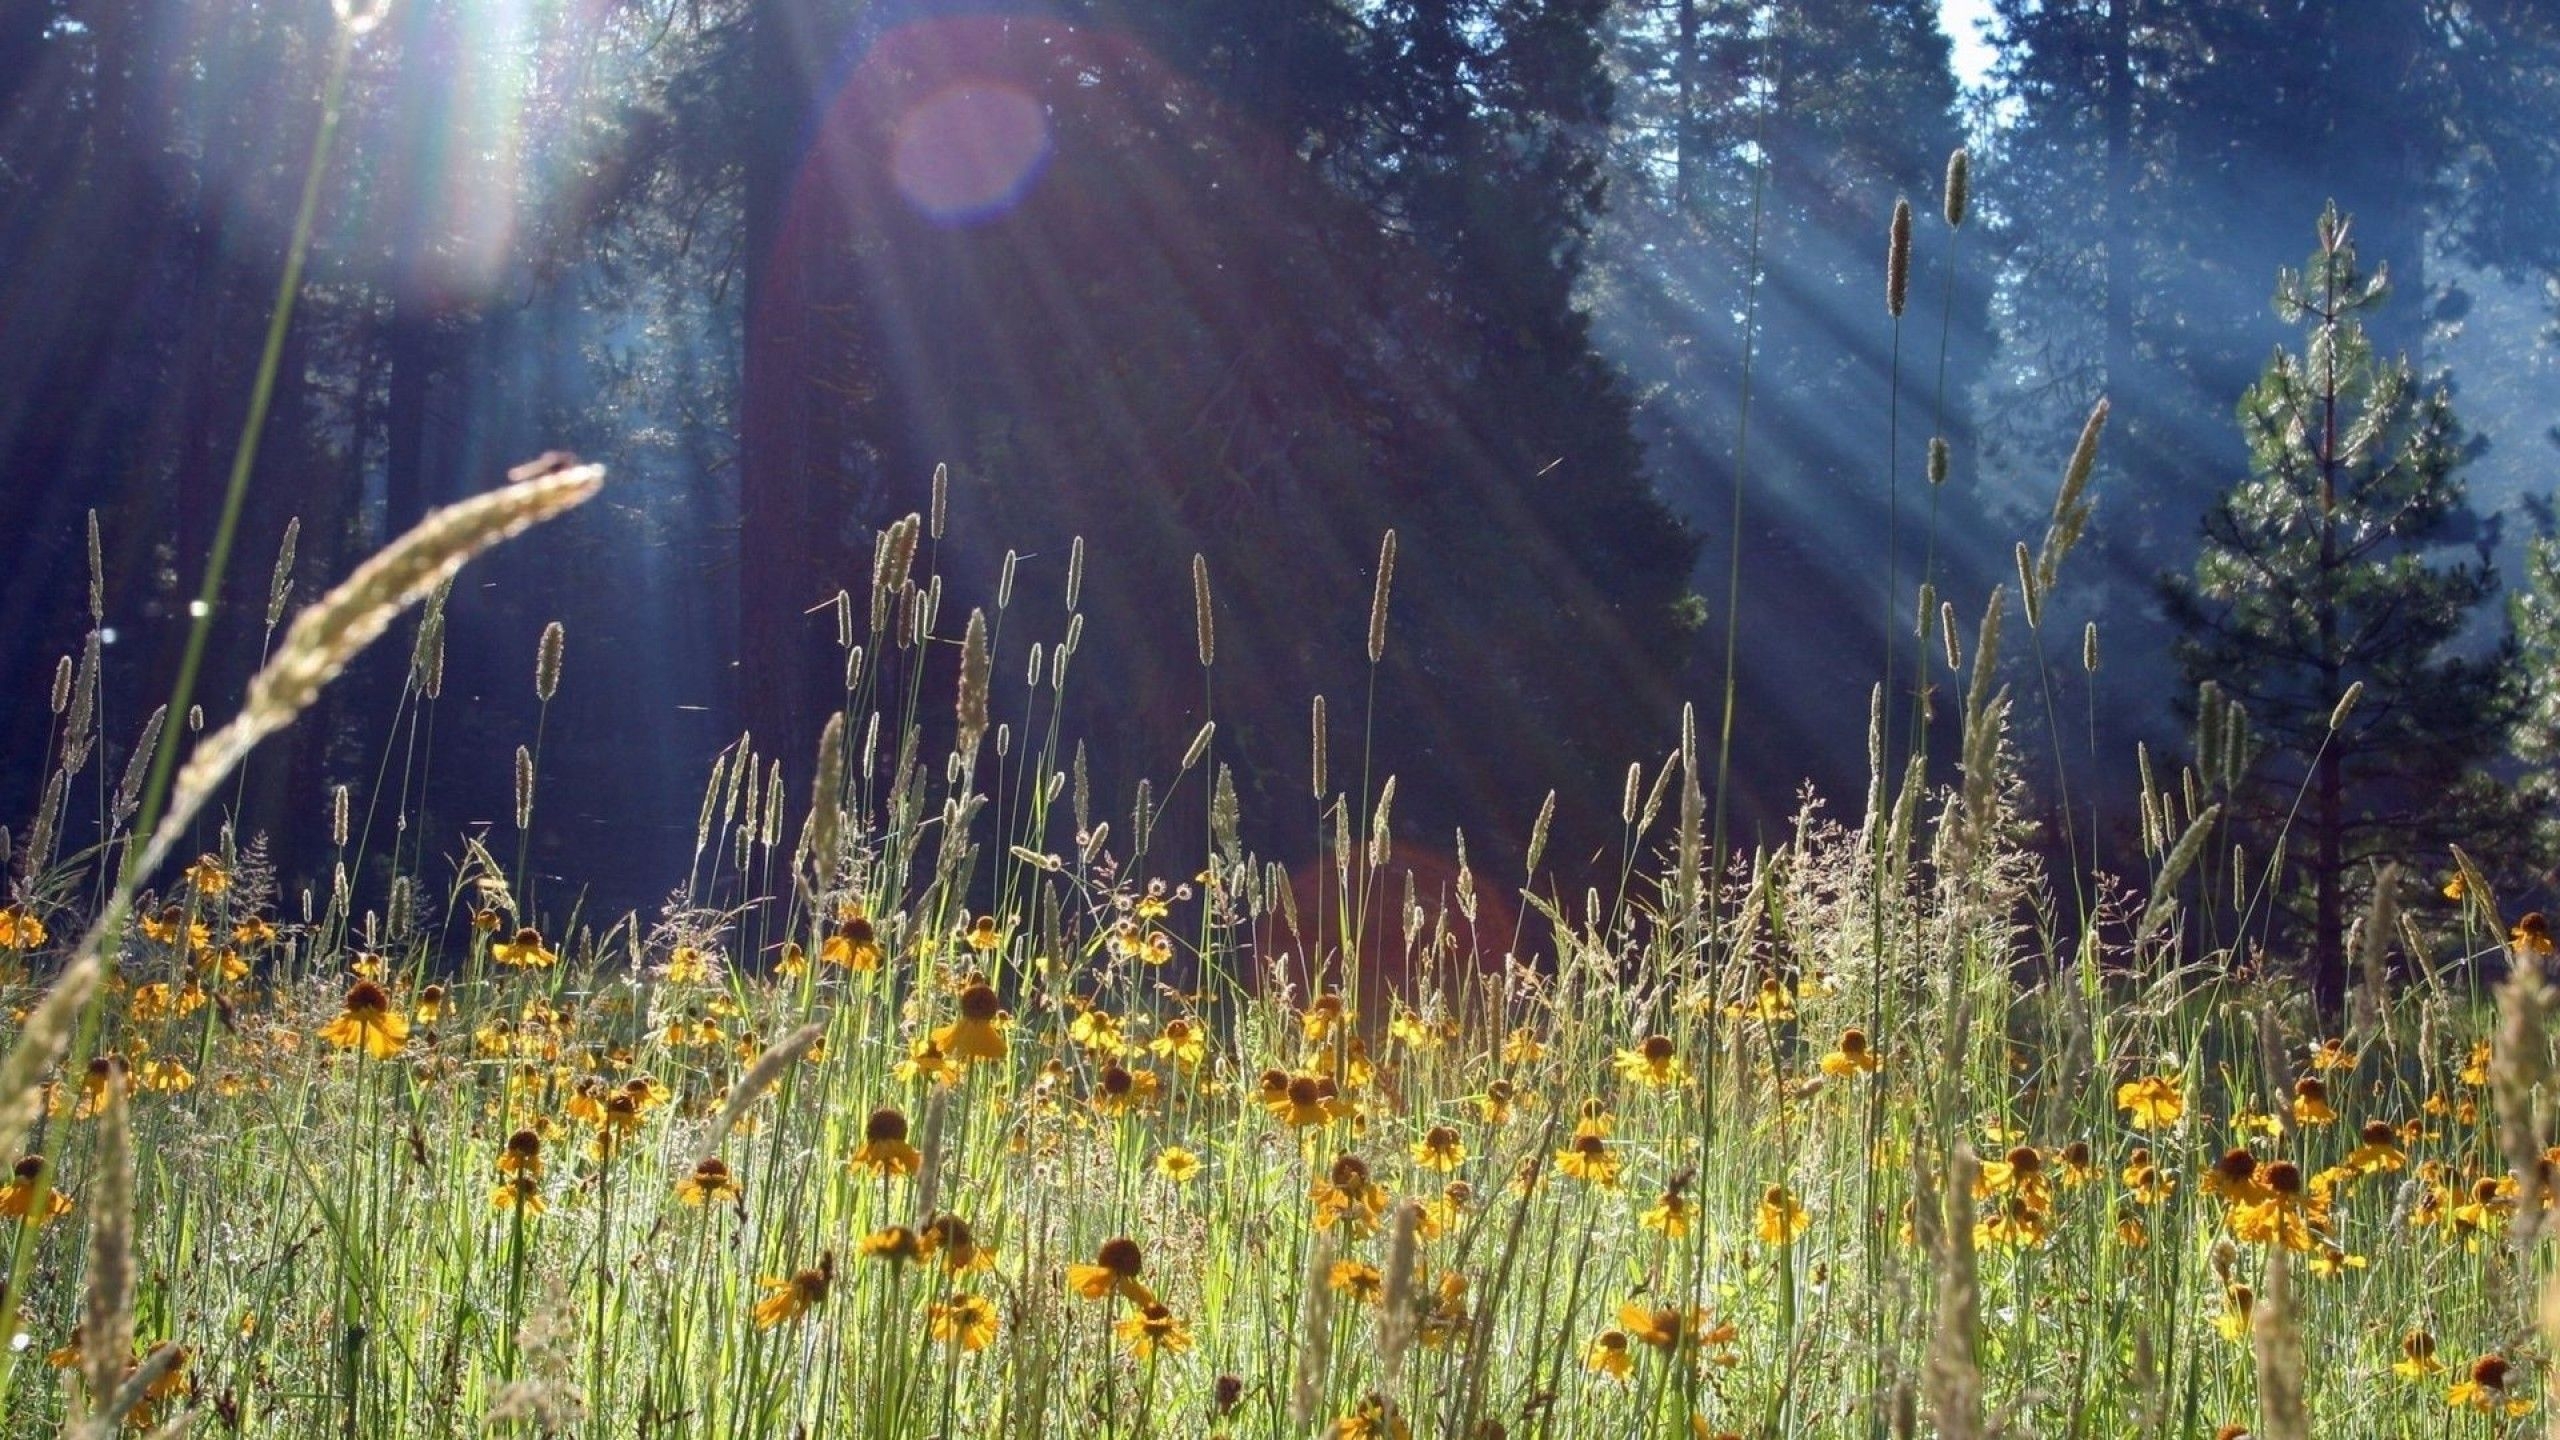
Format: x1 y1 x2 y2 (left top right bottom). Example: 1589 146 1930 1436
1 33 2556 1436
2 436 2557 1440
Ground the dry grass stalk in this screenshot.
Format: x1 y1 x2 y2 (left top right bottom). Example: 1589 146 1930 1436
690 1022 824 1169
111 707 167 828
1181 722 1216 774
1376 1201 1421 1386
82 1070 135 1407
60 631 99 777
86 509 103 623
1290 1231 1338 1428
2350 866 2397 1041
72 1341 187 1440
0 955 102 1165
1678 707 1704 927
2543 1266 2560 1440
2250 1249 2311 1440
2136 803 2221 946
2036 397 2109 591
1925 1144 1983 1440
2490 957 2555 1249
410 579 451 700
265 515 300 628
1525 789 1556 878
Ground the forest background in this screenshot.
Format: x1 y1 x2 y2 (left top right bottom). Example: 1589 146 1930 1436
5 0 2560 966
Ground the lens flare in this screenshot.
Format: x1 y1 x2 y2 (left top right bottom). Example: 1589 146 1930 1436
889 81 1051 224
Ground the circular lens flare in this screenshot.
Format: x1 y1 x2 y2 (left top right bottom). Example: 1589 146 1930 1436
889 82 1051 224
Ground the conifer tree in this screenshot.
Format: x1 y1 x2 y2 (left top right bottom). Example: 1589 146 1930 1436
2162 205 2525 1018
2508 535 2560 868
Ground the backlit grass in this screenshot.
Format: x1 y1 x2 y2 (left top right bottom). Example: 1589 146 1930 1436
2 485 2555 1440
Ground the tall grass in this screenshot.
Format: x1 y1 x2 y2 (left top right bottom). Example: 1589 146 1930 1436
2 444 2551 1437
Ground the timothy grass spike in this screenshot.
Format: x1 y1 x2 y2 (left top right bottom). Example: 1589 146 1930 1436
957 608 991 755
535 620 566 702
1311 695 1327 799
808 711 846 889
1888 198 1913 318
1193 553 1215 668
515 745 536 831
1368 530 1397 665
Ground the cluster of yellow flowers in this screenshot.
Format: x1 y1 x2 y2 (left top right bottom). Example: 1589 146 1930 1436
9 849 2556 1437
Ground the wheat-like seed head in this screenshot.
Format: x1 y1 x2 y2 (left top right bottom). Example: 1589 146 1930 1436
266 516 300 629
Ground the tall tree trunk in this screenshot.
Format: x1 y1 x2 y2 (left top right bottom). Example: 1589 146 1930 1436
2102 0 2135 440
738 0 832 775
383 0 460 538
382 307 442 536
1673 0 1699 211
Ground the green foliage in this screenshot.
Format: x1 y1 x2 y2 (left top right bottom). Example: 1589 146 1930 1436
2160 206 2533 1011
2508 532 2560 847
